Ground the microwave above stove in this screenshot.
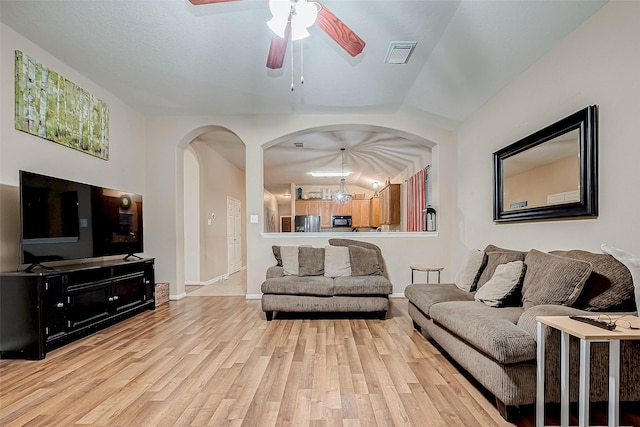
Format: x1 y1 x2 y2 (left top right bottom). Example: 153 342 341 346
332 215 352 228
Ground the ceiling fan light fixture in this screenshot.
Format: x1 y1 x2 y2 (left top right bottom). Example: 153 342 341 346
268 0 318 41
267 16 289 38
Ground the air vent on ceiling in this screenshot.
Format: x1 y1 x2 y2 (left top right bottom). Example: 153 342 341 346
293 142 304 148
384 41 417 64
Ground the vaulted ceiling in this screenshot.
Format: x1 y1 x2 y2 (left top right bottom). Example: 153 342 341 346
1 0 607 198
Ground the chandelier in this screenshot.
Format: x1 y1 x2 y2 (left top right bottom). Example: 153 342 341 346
334 148 352 205
267 0 319 41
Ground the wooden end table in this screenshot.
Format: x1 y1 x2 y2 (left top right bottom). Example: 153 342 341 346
536 315 640 427
410 265 443 284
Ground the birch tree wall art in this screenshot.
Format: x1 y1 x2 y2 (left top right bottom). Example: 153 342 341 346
15 50 109 160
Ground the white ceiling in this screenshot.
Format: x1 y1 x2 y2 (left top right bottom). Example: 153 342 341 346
1 0 606 200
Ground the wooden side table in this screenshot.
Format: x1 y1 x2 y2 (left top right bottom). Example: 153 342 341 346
536 315 640 427
410 265 444 284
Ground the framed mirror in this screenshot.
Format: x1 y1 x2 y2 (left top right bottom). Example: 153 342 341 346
493 105 598 222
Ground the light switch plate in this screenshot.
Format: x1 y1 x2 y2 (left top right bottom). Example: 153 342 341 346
250 215 258 224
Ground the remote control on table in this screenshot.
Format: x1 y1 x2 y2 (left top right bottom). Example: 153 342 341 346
569 315 616 330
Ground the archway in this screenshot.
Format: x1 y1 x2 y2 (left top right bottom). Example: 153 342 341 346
178 125 247 291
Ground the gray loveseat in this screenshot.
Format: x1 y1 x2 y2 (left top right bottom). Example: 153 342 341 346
405 244 640 420
261 239 393 321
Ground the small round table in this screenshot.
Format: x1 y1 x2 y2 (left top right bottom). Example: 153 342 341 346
410 265 444 284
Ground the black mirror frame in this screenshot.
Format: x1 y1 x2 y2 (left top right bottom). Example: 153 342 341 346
493 105 598 222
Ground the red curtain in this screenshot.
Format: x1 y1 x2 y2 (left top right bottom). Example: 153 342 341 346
406 168 426 232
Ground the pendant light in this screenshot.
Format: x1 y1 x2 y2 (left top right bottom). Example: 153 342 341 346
334 148 352 205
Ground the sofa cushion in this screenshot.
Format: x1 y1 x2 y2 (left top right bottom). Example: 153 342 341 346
348 246 382 276
455 249 486 291
261 276 334 296
475 260 525 307
298 247 325 276
551 248 635 311
476 250 526 290
429 301 533 364
324 245 351 278
281 246 301 275
329 239 385 272
272 245 283 266
601 244 640 313
522 249 592 310
405 283 475 317
333 275 392 296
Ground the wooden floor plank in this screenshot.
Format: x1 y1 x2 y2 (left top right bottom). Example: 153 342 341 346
1 296 638 426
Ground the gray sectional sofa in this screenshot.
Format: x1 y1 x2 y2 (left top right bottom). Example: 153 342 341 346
405 244 640 420
261 239 393 321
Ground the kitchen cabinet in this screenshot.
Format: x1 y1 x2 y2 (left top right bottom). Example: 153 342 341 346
351 199 370 228
332 201 352 216
0 258 155 359
379 184 401 225
295 200 309 215
315 201 332 228
370 196 381 227
295 200 332 228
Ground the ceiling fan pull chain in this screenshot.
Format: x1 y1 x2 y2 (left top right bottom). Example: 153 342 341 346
290 35 295 91
300 39 304 85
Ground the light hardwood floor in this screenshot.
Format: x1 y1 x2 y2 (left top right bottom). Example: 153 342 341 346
1 296 638 426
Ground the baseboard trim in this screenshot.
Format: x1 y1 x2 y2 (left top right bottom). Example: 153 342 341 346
201 274 229 286
170 292 187 300
390 293 406 298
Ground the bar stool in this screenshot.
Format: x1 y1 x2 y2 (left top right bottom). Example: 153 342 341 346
410 265 444 284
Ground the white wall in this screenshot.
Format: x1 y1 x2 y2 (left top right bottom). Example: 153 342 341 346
457 1 640 256
183 147 200 284
0 24 148 271
143 115 457 298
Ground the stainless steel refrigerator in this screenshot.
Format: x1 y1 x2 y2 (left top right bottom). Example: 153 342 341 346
294 215 320 232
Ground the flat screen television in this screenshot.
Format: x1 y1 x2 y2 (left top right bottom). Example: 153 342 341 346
20 171 143 270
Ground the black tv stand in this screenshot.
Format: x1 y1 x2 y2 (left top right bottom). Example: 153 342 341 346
23 262 56 273
123 253 143 261
1 258 155 359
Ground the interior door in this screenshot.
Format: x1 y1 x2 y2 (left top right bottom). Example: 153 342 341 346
227 197 242 275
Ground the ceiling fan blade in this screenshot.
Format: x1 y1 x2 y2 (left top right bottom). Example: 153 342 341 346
266 22 291 69
188 0 238 5
315 5 365 57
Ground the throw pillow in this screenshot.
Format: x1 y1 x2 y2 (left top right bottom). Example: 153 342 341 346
474 261 525 307
329 239 385 273
280 246 300 276
476 251 525 290
272 245 283 266
551 249 635 311
484 244 527 257
324 245 351 278
454 249 486 292
521 249 592 310
348 245 381 276
601 244 640 313
298 247 325 276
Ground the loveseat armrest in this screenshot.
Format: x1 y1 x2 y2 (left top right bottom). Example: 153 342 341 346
266 265 285 279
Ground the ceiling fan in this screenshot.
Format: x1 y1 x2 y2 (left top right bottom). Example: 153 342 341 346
188 0 366 70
